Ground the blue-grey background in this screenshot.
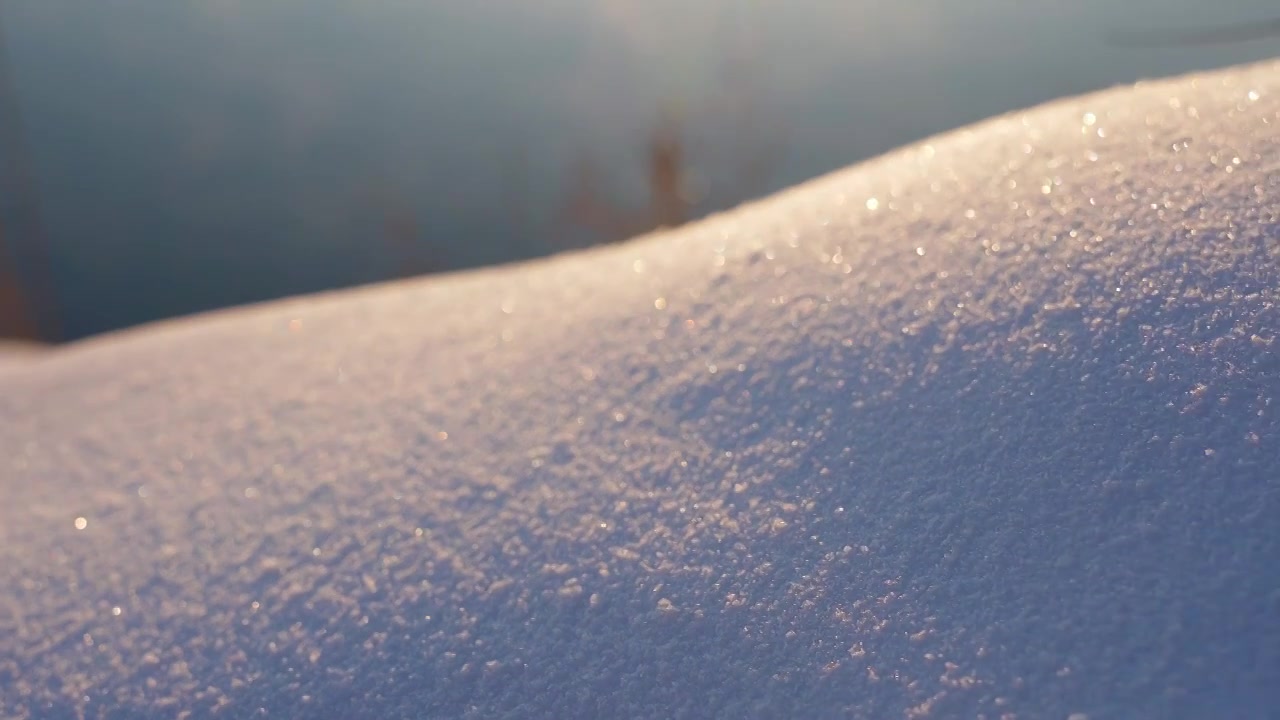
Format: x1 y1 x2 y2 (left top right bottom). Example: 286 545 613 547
1 0 1277 340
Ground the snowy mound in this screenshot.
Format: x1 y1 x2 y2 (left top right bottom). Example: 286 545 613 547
3 60 1279 719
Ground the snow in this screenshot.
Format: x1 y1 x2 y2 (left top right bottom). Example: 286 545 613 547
2 59 1279 718
0 341 45 372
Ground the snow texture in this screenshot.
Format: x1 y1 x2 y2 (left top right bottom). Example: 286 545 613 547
3 59 1279 719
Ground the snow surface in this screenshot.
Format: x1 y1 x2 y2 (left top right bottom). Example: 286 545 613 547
3 59 1279 719
0 342 45 372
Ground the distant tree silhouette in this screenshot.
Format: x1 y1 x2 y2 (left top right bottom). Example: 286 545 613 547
558 4 786 250
562 111 699 245
561 97 783 249
0 12 58 341
366 183 435 279
0 259 39 340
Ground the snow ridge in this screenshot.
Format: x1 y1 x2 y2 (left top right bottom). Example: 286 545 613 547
2 59 1279 718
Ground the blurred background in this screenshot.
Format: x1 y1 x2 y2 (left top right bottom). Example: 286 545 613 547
1 0 1277 342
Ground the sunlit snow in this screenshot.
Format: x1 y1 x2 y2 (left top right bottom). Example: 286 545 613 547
2 60 1279 718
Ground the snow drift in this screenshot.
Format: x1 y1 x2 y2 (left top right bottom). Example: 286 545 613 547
2 59 1278 719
